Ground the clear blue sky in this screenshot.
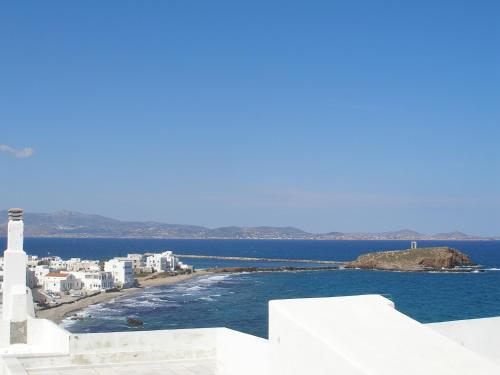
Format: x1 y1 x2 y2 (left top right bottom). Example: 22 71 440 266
1 1 499 234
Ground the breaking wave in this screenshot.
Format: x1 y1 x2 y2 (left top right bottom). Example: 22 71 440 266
61 273 240 331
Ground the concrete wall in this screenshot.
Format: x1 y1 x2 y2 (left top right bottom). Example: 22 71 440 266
269 298 367 375
0 321 11 350
217 328 269 375
27 318 70 354
9 327 270 373
68 328 217 365
1 357 29 375
268 295 500 375
428 317 500 365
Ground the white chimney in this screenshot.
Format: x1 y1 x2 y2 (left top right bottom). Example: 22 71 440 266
2 208 34 323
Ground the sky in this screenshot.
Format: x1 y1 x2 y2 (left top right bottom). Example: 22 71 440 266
1 1 499 235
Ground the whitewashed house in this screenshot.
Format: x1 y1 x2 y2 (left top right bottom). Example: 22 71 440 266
66 258 81 271
162 251 179 270
70 271 114 291
27 255 39 267
2 209 500 375
104 258 134 288
0 267 40 291
146 251 180 273
127 253 144 272
67 259 100 272
49 257 67 271
32 264 50 286
145 253 168 272
178 261 193 272
43 272 81 293
81 260 101 272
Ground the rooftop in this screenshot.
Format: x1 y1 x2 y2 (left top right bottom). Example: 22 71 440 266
26 358 215 375
2 297 500 375
45 273 69 278
1 209 500 374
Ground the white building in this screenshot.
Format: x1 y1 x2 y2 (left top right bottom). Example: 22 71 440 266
145 251 180 273
26 268 36 289
0 265 41 291
82 260 101 272
162 251 179 270
177 261 193 272
66 258 81 271
49 257 67 271
43 272 81 293
2 208 500 375
32 264 50 286
104 258 134 288
145 253 168 272
127 253 144 271
70 271 114 291
67 259 100 272
27 255 39 267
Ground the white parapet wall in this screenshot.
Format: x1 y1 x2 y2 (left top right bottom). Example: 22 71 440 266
216 327 270 375
69 328 218 363
428 316 500 366
8 327 271 374
27 319 70 354
268 295 500 375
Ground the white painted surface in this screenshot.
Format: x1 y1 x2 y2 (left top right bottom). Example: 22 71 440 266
6 220 23 253
428 316 500 365
49 258 67 272
69 271 114 291
2 217 34 322
127 254 144 271
269 295 500 375
104 258 134 288
11 328 268 374
42 274 80 293
2 357 29 375
26 359 216 375
1 209 499 374
27 319 70 354
217 328 269 375
70 328 217 361
145 253 169 272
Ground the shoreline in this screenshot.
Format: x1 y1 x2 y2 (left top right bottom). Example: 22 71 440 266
13 236 499 241
36 270 211 324
35 267 339 324
35 263 484 325
35 260 481 325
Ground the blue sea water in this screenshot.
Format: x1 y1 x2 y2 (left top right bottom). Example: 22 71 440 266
5 238 500 338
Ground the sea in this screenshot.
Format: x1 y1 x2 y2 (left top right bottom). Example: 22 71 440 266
10 238 500 338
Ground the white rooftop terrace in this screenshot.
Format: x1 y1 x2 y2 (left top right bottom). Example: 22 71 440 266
1 209 500 374
2 295 500 374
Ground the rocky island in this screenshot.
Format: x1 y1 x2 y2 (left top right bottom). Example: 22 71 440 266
345 247 474 272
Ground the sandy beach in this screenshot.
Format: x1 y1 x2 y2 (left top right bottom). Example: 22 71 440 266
35 266 333 324
36 270 211 323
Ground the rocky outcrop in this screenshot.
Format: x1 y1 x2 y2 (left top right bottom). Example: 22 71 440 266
345 247 474 272
127 317 143 327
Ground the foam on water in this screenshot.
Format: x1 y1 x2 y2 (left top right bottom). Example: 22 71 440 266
50 239 500 337
62 273 239 331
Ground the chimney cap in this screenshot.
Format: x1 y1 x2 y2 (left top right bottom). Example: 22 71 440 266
8 208 23 221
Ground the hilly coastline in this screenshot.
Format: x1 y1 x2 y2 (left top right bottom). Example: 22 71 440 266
0 210 497 240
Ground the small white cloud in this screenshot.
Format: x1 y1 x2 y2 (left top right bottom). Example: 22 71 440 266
0 144 35 159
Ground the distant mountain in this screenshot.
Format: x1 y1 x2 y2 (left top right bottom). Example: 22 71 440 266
0 210 497 240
